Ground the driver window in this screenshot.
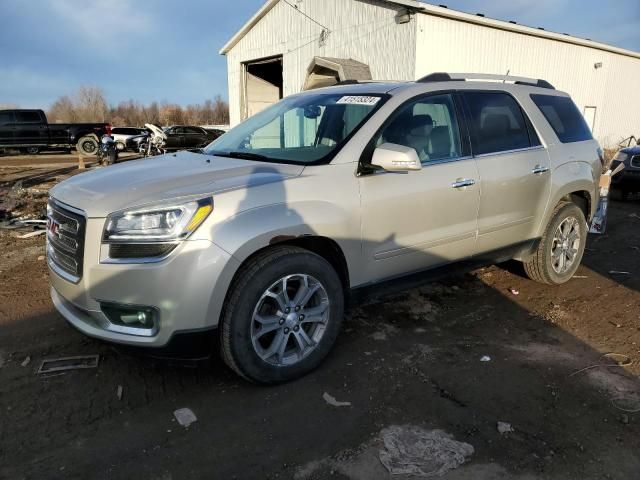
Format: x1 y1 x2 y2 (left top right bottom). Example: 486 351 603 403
378 93 462 162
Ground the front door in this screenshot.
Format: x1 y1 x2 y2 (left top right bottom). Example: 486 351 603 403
14 110 47 146
461 91 551 253
359 93 480 282
0 111 16 146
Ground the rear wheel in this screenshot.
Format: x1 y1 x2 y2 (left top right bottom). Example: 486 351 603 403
220 246 344 384
76 135 98 156
25 146 40 155
524 202 586 285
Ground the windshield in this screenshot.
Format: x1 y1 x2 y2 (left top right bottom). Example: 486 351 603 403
203 92 386 164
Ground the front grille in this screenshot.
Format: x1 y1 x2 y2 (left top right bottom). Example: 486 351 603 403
47 199 86 281
630 155 640 169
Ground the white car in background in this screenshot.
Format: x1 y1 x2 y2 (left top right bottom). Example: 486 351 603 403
110 127 147 151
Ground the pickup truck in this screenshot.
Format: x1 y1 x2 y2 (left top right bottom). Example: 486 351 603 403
0 109 111 156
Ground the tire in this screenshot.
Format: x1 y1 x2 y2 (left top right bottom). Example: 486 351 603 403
25 146 40 155
76 135 99 156
220 246 344 384
523 202 587 285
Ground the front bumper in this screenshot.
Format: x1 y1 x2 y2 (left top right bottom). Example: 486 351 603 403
49 235 239 348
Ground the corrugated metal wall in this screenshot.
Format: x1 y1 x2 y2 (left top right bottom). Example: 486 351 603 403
226 0 416 125
416 14 640 147
226 0 640 147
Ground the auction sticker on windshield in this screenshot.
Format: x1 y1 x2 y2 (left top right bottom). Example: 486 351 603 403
336 96 381 106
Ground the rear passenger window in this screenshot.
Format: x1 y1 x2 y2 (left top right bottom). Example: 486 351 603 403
530 94 593 143
378 93 462 162
464 92 532 155
15 111 42 123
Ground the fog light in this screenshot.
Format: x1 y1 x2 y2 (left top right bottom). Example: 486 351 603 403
100 303 157 330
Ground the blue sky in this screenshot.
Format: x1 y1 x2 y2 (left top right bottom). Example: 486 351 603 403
1 0 638 108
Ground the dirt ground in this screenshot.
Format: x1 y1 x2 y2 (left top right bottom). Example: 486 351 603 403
1 154 640 479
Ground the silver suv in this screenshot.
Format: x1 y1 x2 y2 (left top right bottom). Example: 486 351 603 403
48 73 601 383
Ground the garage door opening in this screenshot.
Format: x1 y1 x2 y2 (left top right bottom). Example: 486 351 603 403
243 56 283 120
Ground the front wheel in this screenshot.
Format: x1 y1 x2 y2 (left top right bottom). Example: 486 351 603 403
76 135 99 156
523 202 587 285
220 246 344 384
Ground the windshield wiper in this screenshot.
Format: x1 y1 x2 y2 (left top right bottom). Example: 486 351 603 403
210 150 272 162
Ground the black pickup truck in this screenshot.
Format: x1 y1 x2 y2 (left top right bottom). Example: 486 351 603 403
0 109 111 156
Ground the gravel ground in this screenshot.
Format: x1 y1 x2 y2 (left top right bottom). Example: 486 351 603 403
0 160 639 479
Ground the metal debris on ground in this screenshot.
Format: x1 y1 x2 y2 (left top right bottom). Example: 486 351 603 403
174 408 197 427
497 421 514 434
117 385 123 401
509 288 520 295
323 392 352 407
480 355 491 362
21 356 31 367
378 425 474 477
609 270 631 275
37 355 100 374
17 230 46 239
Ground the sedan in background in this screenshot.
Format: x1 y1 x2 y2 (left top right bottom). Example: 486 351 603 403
163 125 222 150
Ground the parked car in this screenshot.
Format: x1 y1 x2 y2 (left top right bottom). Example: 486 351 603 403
110 127 147 151
0 109 111 156
162 125 221 150
47 73 600 384
609 145 640 200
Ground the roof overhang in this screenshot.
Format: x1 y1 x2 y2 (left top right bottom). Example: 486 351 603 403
220 0 640 60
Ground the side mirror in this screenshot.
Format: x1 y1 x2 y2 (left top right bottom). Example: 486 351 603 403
371 143 422 172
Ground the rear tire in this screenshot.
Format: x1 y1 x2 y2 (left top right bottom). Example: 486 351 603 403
25 146 40 155
220 246 344 384
523 202 587 285
76 135 98 156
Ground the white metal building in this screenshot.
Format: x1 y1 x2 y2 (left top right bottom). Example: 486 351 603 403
220 0 640 146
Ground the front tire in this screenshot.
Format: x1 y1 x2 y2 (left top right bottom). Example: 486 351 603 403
76 135 98 156
220 246 344 384
524 202 587 285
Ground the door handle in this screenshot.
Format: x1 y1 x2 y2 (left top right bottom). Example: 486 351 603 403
451 178 475 189
532 165 549 175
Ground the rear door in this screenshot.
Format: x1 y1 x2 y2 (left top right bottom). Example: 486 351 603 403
462 91 551 254
359 92 480 282
15 110 48 146
0 111 16 146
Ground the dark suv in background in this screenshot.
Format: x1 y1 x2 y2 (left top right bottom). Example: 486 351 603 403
610 145 640 200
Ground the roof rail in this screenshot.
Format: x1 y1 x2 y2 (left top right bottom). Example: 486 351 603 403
416 72 555 89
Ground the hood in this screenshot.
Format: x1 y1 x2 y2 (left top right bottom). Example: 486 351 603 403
50 151 304 217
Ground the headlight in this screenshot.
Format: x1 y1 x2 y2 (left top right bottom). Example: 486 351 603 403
103 198 212 243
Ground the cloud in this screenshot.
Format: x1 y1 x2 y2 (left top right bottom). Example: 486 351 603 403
46 0 152 47
0 66 75 108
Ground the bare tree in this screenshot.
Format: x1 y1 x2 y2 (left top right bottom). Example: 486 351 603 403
48 96 77 123
75 86 108 122
45 87 228 127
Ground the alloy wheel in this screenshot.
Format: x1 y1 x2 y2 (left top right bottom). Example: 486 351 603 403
250 274 330 366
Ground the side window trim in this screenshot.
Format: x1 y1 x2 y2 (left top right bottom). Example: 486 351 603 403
358 90 468 172
461 90 544 157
